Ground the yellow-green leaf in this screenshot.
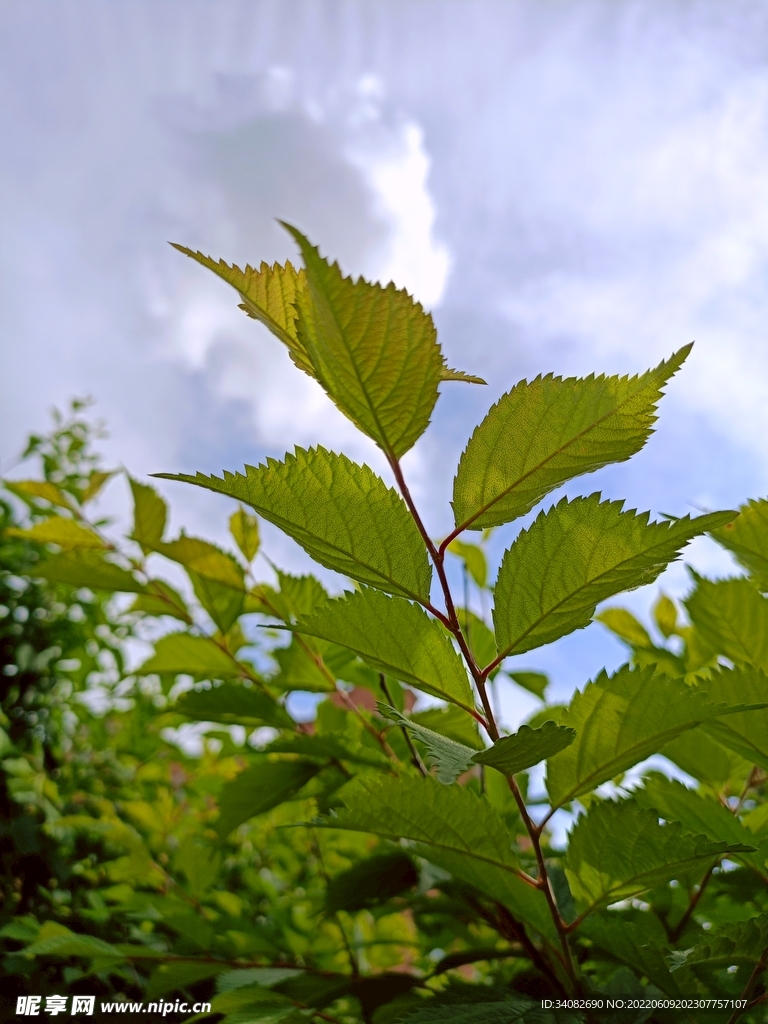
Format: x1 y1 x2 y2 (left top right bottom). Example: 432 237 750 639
295 588 474 712
493 496 735 660
8 517 106 551
286 224 444 458
711 497 768 589
170 246 313 375
230 506 260 562
452 347 691 531
129 478 167 551
136 633 240 678
157 447 431 603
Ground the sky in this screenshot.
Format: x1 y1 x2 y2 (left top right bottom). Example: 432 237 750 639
2 0 768 723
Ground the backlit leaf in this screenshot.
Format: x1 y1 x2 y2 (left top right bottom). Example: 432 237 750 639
129 478 167 551
452 347 690 531
157 447 431 602
474 721 575 778
286 224 444 457
33 550 148 593
565 799 751 914
699 666 768 770
634 775 758 855
170 246 313 375
493 496 735 660
711 497 768 589
129 580 192 622
448 539 488 588
595 607 652 648
295 589 474 711
660 729 753 790
686 576 768 670
508 671 549 699
136 633 241 678
9 517 106 551
230 506 260 562
5 479 73 511
547 665 724 809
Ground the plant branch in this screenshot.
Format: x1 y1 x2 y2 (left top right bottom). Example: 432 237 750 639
726 946 768 1024
379 674 427 776
387 454 499 741
669 860 718 943
507 775 579 993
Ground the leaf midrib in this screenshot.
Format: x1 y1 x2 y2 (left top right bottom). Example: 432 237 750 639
496 516 700 662
456 368 669 533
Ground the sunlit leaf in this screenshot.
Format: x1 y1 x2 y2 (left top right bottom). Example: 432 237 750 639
493 496 734 660
157 447 431 602
452 347 690 531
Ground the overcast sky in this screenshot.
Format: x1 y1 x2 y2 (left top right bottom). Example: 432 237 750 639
2 0 768 718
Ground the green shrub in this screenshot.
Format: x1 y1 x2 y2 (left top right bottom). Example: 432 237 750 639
2 231 766 1023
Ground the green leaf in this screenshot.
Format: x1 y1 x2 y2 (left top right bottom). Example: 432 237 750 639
474 721 576 778
547 665 726 809
653 593 679 638
378 704 477 783
325 851 418 912
285 224 445 457
8 517 106 551
440 365 487 386
150 535 245 632
147 961 226 1000
582 911 686 995
456 608 497 673
448 539 488 588
493 496 735 660
80 469 116 504
451 347 691 532
33 550 148 593
595 607 652 648
270 636 337 693
667 914 768 972
216 969 303 993
216 759 320 836
295 589 474 712
230 506 260 562
507 671 549 699
129 580 192 622
401 1002 581 1024
174 682 293 730
686 576 768 669
129 477 167 551
699 666 768 770
328 774 553 939
5 479 74 511
265 733 388 769
24 925 123 962
565 799 751 914
157 447 431 602
660 729 754 790
170 246 314 375
154 535 245 591
136 633 240 678
711 498 768 588
634 775 757 853
409 705 483 750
